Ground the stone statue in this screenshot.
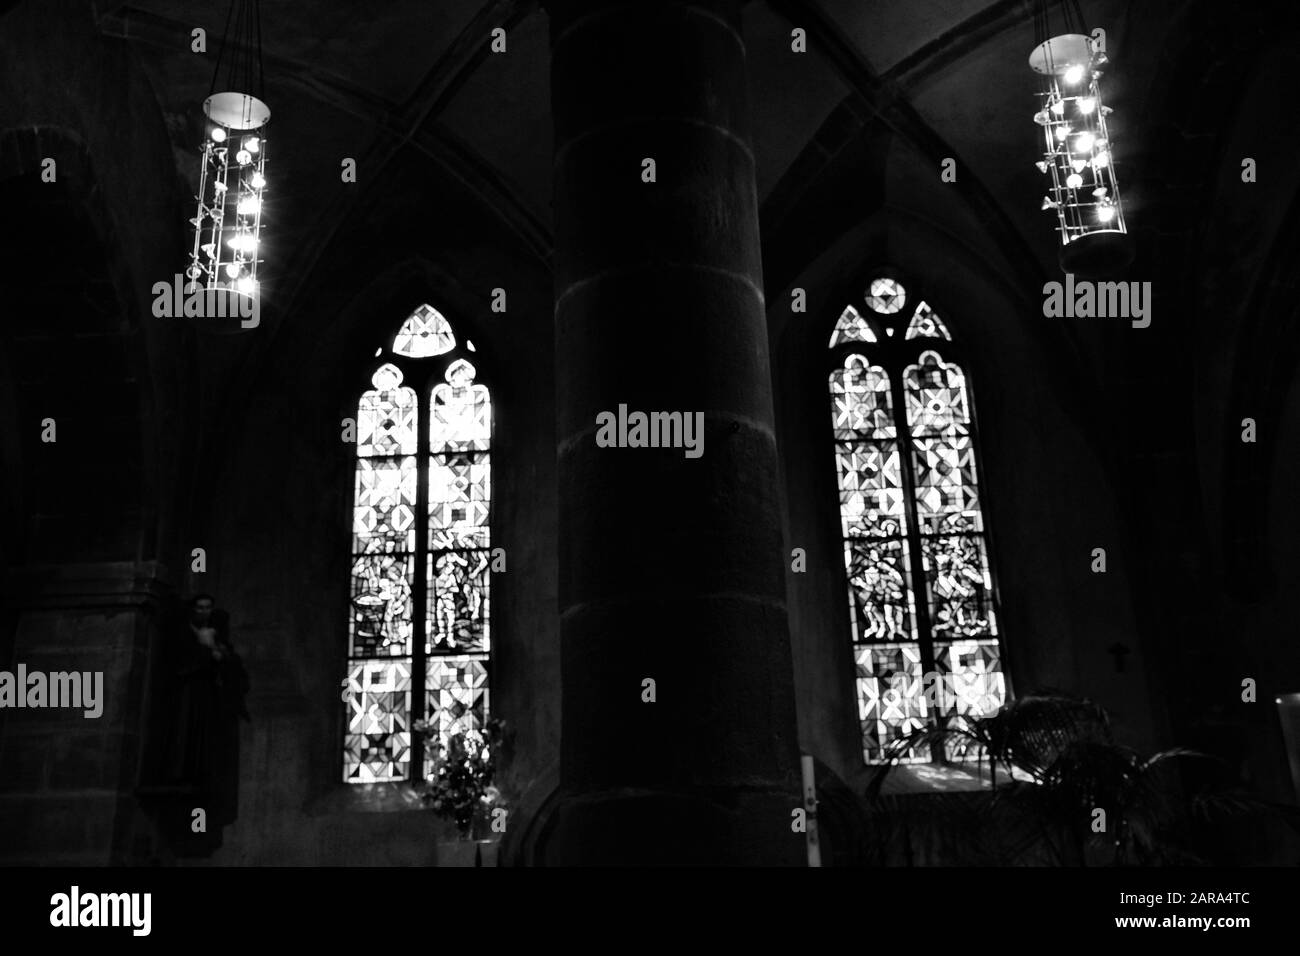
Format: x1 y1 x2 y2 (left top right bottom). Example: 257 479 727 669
163 593 250 827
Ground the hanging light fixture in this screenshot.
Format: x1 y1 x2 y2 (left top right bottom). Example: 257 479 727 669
1029 0 1133 276
185 0 269 331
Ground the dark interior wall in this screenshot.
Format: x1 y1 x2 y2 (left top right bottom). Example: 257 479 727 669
0 0 194 569
0 174 143 563
0 0 191 864
1179 41 1300 861
189 153 558 865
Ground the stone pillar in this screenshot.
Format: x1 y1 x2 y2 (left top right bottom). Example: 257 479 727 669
540 0 802 864
0 562 170 865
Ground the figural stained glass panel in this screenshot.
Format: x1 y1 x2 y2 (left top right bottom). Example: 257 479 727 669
350 365 417 666
904 350 1004 747
344 307 493 784
829 287 1006 765
425 359 491 764
830 353 925 761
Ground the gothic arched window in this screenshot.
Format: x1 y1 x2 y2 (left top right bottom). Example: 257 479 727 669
343 304 492 784
828 276 1007 764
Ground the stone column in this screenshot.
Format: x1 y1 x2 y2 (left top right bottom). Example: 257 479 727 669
539 0 803 864
0 561 170 865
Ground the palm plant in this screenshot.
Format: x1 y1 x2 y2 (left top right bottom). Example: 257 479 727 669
866 692 1297 865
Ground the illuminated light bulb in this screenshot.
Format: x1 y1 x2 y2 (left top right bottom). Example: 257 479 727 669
1093 150 1111 169
1078 97 1097 114
225 261 241 279
244 137 260 153
1093 187 1108 198
1064 64 1086 85
1071 159 1087 173
1055 125 1071 142
1074 132 1096 153
1066 173 1084 189
1098 205 1116 223
237 277 257 295
250 172 266 189
226 233 258 253
1050 99 1066 116
213 180 228 193
237 195 261 216
236 149 253 166
211 127 227 142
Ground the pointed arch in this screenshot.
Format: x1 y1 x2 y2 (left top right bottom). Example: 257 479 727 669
343 304 492 784
826 276 1006 764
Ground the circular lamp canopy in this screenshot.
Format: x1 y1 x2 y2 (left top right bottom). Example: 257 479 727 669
203 91 271 130
1029 34 1093 76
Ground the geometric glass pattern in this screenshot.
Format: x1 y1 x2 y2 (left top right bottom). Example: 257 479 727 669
343 659 412 783
828 282 1006 764
392 303 457 358
425 657 490 742
426 359 491 762
830 304 878 347
935 639 1005 760
904 302 952 341
856 643 928 763
865 277 906 315
350 364 417 664
344 305 492 784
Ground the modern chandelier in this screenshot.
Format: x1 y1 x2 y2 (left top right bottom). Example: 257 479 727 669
185 0 269 329
1029 0 1133 275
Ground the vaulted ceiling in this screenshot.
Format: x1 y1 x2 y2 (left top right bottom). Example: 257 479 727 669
97 0 1202 316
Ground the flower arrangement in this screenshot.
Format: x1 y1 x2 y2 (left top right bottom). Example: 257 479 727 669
415 717 506 840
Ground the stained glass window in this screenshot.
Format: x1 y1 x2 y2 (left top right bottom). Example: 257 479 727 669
344 306 492 784
827 278 1006 765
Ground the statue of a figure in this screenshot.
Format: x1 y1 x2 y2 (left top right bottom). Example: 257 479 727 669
162 593 250 827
